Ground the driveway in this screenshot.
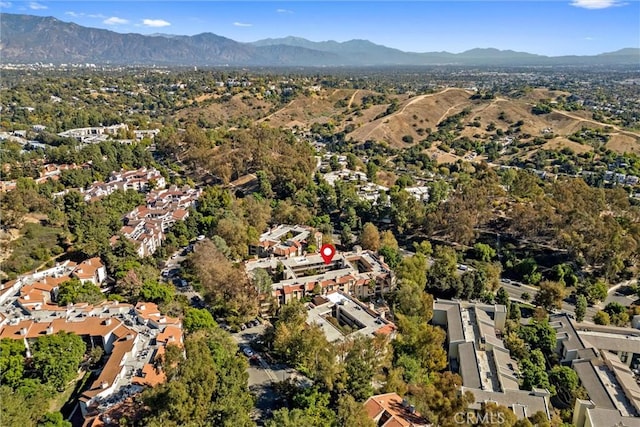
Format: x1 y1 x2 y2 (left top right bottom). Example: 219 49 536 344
231 323 296 423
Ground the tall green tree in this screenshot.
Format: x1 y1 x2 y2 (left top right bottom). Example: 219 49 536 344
31 332 86 391
359 222 381 251
335 395 375 427
183 308 217 333
575 295 587 323
534 281 566 311
0 338 26 388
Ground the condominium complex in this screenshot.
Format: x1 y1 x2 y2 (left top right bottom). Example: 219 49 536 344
433 300 551 421
549 313 640 427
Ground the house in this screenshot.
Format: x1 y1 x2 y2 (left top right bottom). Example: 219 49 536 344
72 257 107 286
364 393 430 427
0 316 136 360
58 124 128 143
249 225 322 258
134 302 181 329
83 167 166 202
16 275 69 311
113 185 200 257
0 295 183 423
78 333 139 414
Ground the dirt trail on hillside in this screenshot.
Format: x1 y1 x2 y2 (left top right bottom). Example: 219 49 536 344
360 88 467 141
258 100 296 122
347 90 359 109
397 87 459 115
552 110 640 139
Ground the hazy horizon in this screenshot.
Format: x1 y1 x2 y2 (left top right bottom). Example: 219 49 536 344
1 1 639 56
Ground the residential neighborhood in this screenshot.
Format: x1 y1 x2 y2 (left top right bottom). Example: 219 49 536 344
2 19 640 426
0 259 184 427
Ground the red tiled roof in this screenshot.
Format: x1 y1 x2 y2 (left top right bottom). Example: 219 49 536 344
73 257 104 280
135 302 181 326
375 324 396 336
363 393 429 427
82 336 135 399
157 325 183 347
133 363 166 387
319 280 336 288
0 317 134 340
171 209 188 220
336 275 355 284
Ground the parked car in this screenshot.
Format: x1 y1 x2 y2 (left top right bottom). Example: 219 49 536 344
242 346 255 358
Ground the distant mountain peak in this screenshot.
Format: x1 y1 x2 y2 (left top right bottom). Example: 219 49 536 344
1 13 638 66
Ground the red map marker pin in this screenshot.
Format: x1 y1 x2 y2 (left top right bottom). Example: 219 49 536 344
320 244 336 265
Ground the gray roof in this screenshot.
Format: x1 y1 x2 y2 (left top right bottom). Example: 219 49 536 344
493 346 520 391
575 348 600 361
462 387 550 419
574 323 640 338
305 292 393 343
459 342 482 389
579 331 640 354
585 408 640 427
433 301 465 343
601 351 640 415
573 360 617 411
550 313 587 353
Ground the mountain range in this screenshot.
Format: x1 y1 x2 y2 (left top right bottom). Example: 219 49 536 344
1 13 639 67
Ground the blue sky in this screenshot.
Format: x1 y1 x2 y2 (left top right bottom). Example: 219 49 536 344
2 1 639 55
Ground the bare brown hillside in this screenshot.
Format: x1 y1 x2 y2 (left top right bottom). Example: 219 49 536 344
259 93 338 127
176 86 640 155
176 93 273 125
347 88 474 147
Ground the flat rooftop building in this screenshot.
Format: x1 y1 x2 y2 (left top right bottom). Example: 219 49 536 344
306 292 395 343
550 314 640 427
434 299 550 421
246 239 395 307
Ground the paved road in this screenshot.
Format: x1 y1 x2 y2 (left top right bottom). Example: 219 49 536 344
500 278 637 322
231 324 296 424
160 246 207 304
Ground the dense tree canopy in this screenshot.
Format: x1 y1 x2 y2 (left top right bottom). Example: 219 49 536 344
185 240 258 323
31 332 86 391
144 329 254 427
